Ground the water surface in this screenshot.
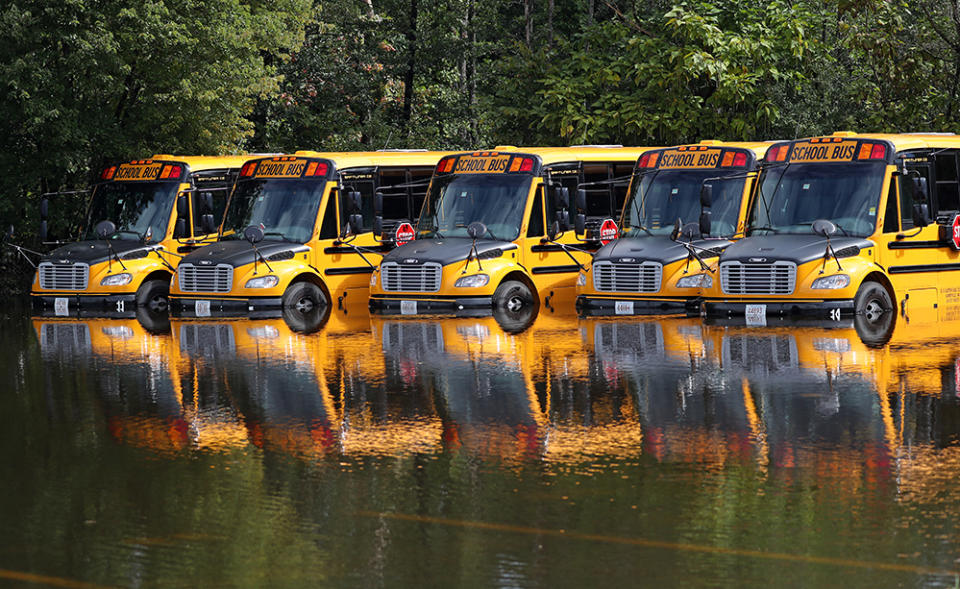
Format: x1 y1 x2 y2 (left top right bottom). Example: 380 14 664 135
4 301 960 587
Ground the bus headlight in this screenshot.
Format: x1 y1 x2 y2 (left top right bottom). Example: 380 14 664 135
245 275 279 289
100 273 132 286
370 271 378 287
811 274 850 289
577 272 587 286
454 274 489 288
676 273 712 288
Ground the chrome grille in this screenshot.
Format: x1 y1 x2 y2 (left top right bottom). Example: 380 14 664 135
38 262 89 290
720 261 796 295
380 262 441 292
177 263 233 293
593 261 662 293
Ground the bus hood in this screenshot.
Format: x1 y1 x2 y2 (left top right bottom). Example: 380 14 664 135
381 238 517 267
593 236 731 266
721 234 874 266
42 240 153 266
181 240 308 268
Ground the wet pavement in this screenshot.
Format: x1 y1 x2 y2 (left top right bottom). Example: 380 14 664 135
5 299 960 587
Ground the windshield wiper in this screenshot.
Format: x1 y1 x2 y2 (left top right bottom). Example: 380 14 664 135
262 231 293 241
748 225 781 235
113 229 143 240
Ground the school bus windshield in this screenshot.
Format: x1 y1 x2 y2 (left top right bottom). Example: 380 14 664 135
417 174 531 241
623 169 745 238
84 181 179 241
223 178 325 243
748 162 884 237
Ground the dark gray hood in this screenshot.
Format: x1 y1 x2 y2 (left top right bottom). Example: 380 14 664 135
41 240 153 266
181 240 308 268
382 238 517 267
721 234 874 265
593 235 732 266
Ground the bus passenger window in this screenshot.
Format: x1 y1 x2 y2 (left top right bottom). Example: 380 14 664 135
935 151 960 213
527 188 545 237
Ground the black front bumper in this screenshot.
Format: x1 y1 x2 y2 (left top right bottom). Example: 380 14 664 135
31 293 138 317
703 299 856 318
369 294 494 316
576 295 697 316
171 296 283 318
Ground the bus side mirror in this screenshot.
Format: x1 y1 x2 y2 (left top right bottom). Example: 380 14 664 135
554 186 569 209
40 220 47 242
349 214 364 234
201 214 216 234
176 194 188 219
95 219 116 239
699 211 711 236
243 225 265 244
912 176 929 201
547 220 559 241
576 188 587 211
201 192 213 213
349 191 362 214
912 203 931 228
701 184 713 208
373 215 383 238
556 210 570 231
575 213 586 235
374 192 383 215
174 219 187 239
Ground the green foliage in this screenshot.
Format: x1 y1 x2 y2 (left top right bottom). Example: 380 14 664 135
0 0 311 247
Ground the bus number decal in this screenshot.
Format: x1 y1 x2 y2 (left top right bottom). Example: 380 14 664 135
830 308 842 321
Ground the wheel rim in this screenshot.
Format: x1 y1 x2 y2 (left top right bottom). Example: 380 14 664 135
148 295 168 312
506 295 525 312
862 298 885 323
295 296 315 313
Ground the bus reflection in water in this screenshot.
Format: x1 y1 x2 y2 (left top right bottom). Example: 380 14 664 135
32 311 249 455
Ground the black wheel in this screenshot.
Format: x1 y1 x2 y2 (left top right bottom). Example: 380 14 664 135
281 282 328 332
853 281 895 346
136 278 170 313
492 280 535 313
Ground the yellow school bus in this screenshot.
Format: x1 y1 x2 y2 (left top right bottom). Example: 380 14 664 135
576 141 769 315
368 146 652 316
31 155 250 316
702 132 960 327
169 150 450 319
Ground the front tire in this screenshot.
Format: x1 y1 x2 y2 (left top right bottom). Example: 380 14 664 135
854 280 893 323
281 282 328 333
492 280 535 313
136 278 170 313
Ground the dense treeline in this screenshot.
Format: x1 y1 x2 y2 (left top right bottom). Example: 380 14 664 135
2 0 960 242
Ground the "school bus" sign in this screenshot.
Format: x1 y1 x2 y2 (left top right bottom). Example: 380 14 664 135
453 155 512 174
657 149 723 169
255 159 310 178
788 140 858 163
114 162 164 181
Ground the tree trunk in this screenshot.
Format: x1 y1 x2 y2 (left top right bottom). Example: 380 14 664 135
548 0 554 44
525 0 534 49
402 0 418 134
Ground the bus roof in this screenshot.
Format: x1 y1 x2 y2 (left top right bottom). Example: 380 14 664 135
148 154 254 172
291 150 455 169
783 132 960 153
488 146 658 166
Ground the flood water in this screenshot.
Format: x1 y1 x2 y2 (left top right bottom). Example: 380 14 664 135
5 298 960 588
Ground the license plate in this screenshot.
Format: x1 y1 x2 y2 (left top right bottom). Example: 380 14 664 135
54 297 69 316
614 301 634 315
400 300 417 315
195 300 211 317
745 304 767 326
